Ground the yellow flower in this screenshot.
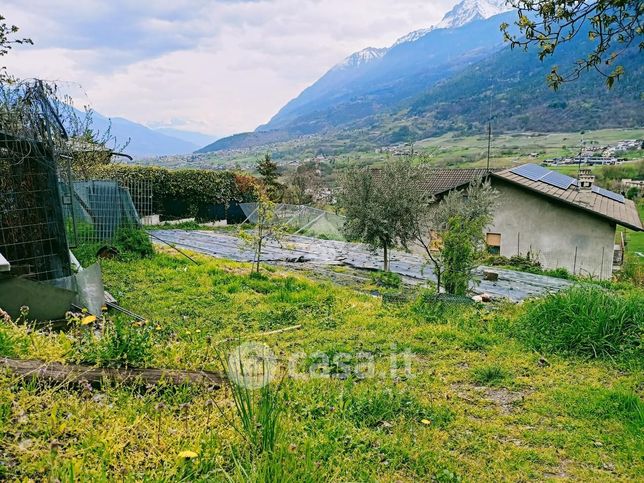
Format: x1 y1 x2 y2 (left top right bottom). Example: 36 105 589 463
421 419 432 425
101 306 108 312
155 325 162 331
81 315 97 326
178 450 198 459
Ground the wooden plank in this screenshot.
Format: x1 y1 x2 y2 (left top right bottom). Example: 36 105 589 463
0 358 224 389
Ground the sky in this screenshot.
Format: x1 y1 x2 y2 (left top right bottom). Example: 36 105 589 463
3 0 456 137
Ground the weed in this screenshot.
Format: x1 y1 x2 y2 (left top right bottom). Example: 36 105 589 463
342 384 453 429
0 317 28 357
370 271 402 289
462 333 496 351
411 290 472 323
217 347 293 481
549 386 644 430
471 364 509 386
0 328 16 357
70 316 153 368
517 286 643 361
112 227 155 259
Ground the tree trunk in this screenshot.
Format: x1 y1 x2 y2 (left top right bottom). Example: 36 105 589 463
256 235 262 273
1 357 224 389
383 243 389 272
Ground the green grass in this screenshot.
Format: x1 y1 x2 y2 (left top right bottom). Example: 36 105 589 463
471 364 510 386
0 249 642 480
516 286 643 362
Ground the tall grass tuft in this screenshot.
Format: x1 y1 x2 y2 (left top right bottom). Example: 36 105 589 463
471 364 508 386
517 286 643 361
217 346 288 482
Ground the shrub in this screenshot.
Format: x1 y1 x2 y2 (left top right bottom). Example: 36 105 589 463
517 286 643 360
87 164 259 219
541 267 573 280
113 227 155 259
370 271 402 289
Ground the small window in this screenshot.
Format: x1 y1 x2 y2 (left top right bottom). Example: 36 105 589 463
486 233 501 255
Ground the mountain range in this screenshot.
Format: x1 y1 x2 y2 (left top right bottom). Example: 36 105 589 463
86 111 217 158
197 0 642 155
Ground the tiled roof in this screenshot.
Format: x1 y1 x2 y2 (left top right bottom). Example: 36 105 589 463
415 167 494 195
492 167 643 231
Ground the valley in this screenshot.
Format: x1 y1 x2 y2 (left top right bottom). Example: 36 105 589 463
137 128 644 174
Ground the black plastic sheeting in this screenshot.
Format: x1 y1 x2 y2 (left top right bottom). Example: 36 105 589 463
150 230 574 302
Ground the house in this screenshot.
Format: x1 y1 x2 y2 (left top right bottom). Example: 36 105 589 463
417 164 643 279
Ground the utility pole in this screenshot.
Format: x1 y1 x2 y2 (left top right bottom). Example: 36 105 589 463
486 92 492 172
576 137 584 188
486 121 492 172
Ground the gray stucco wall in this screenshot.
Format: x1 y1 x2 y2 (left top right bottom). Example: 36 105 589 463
488 179 616 279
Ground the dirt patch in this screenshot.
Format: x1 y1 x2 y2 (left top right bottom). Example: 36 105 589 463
451 383 530 414
482 388 527 414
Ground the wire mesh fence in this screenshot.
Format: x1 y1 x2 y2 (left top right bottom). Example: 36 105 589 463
0 81 73 282
239 203 346 240
121 178 154 220
62 180 143 244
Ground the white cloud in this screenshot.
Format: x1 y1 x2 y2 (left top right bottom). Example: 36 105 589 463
3 0 455 136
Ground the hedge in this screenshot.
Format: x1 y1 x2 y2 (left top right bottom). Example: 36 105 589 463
87 164 259 220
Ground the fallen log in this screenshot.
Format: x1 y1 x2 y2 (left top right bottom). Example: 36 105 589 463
1 358 224 389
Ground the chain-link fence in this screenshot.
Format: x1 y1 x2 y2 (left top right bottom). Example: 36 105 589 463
239 203 346 240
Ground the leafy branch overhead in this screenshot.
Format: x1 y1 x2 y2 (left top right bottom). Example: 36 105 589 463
501 0 643 89
0 14 33 80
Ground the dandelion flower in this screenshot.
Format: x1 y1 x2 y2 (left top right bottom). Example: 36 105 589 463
81 315 97 326
178 450 198 459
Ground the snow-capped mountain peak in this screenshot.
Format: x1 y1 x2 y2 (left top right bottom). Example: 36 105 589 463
393 27 435 47
393 0 512 47
334 47 388 70
335 0 513 70
436 0 512 29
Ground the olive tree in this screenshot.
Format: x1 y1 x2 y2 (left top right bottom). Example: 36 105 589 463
412 179 497 295
338 158 430 271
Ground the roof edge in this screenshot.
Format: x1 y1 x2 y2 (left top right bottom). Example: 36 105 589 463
491 173 644 232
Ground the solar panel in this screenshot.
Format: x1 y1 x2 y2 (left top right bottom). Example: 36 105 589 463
592 186 625 203
510 163 550 181
541 171 576 190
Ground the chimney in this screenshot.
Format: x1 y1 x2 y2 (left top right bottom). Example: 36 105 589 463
578 169 595 191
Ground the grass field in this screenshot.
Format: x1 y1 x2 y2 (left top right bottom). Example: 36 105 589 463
624 202 644 266
0 248 642 481
143 128 644 173
412 128 644 169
